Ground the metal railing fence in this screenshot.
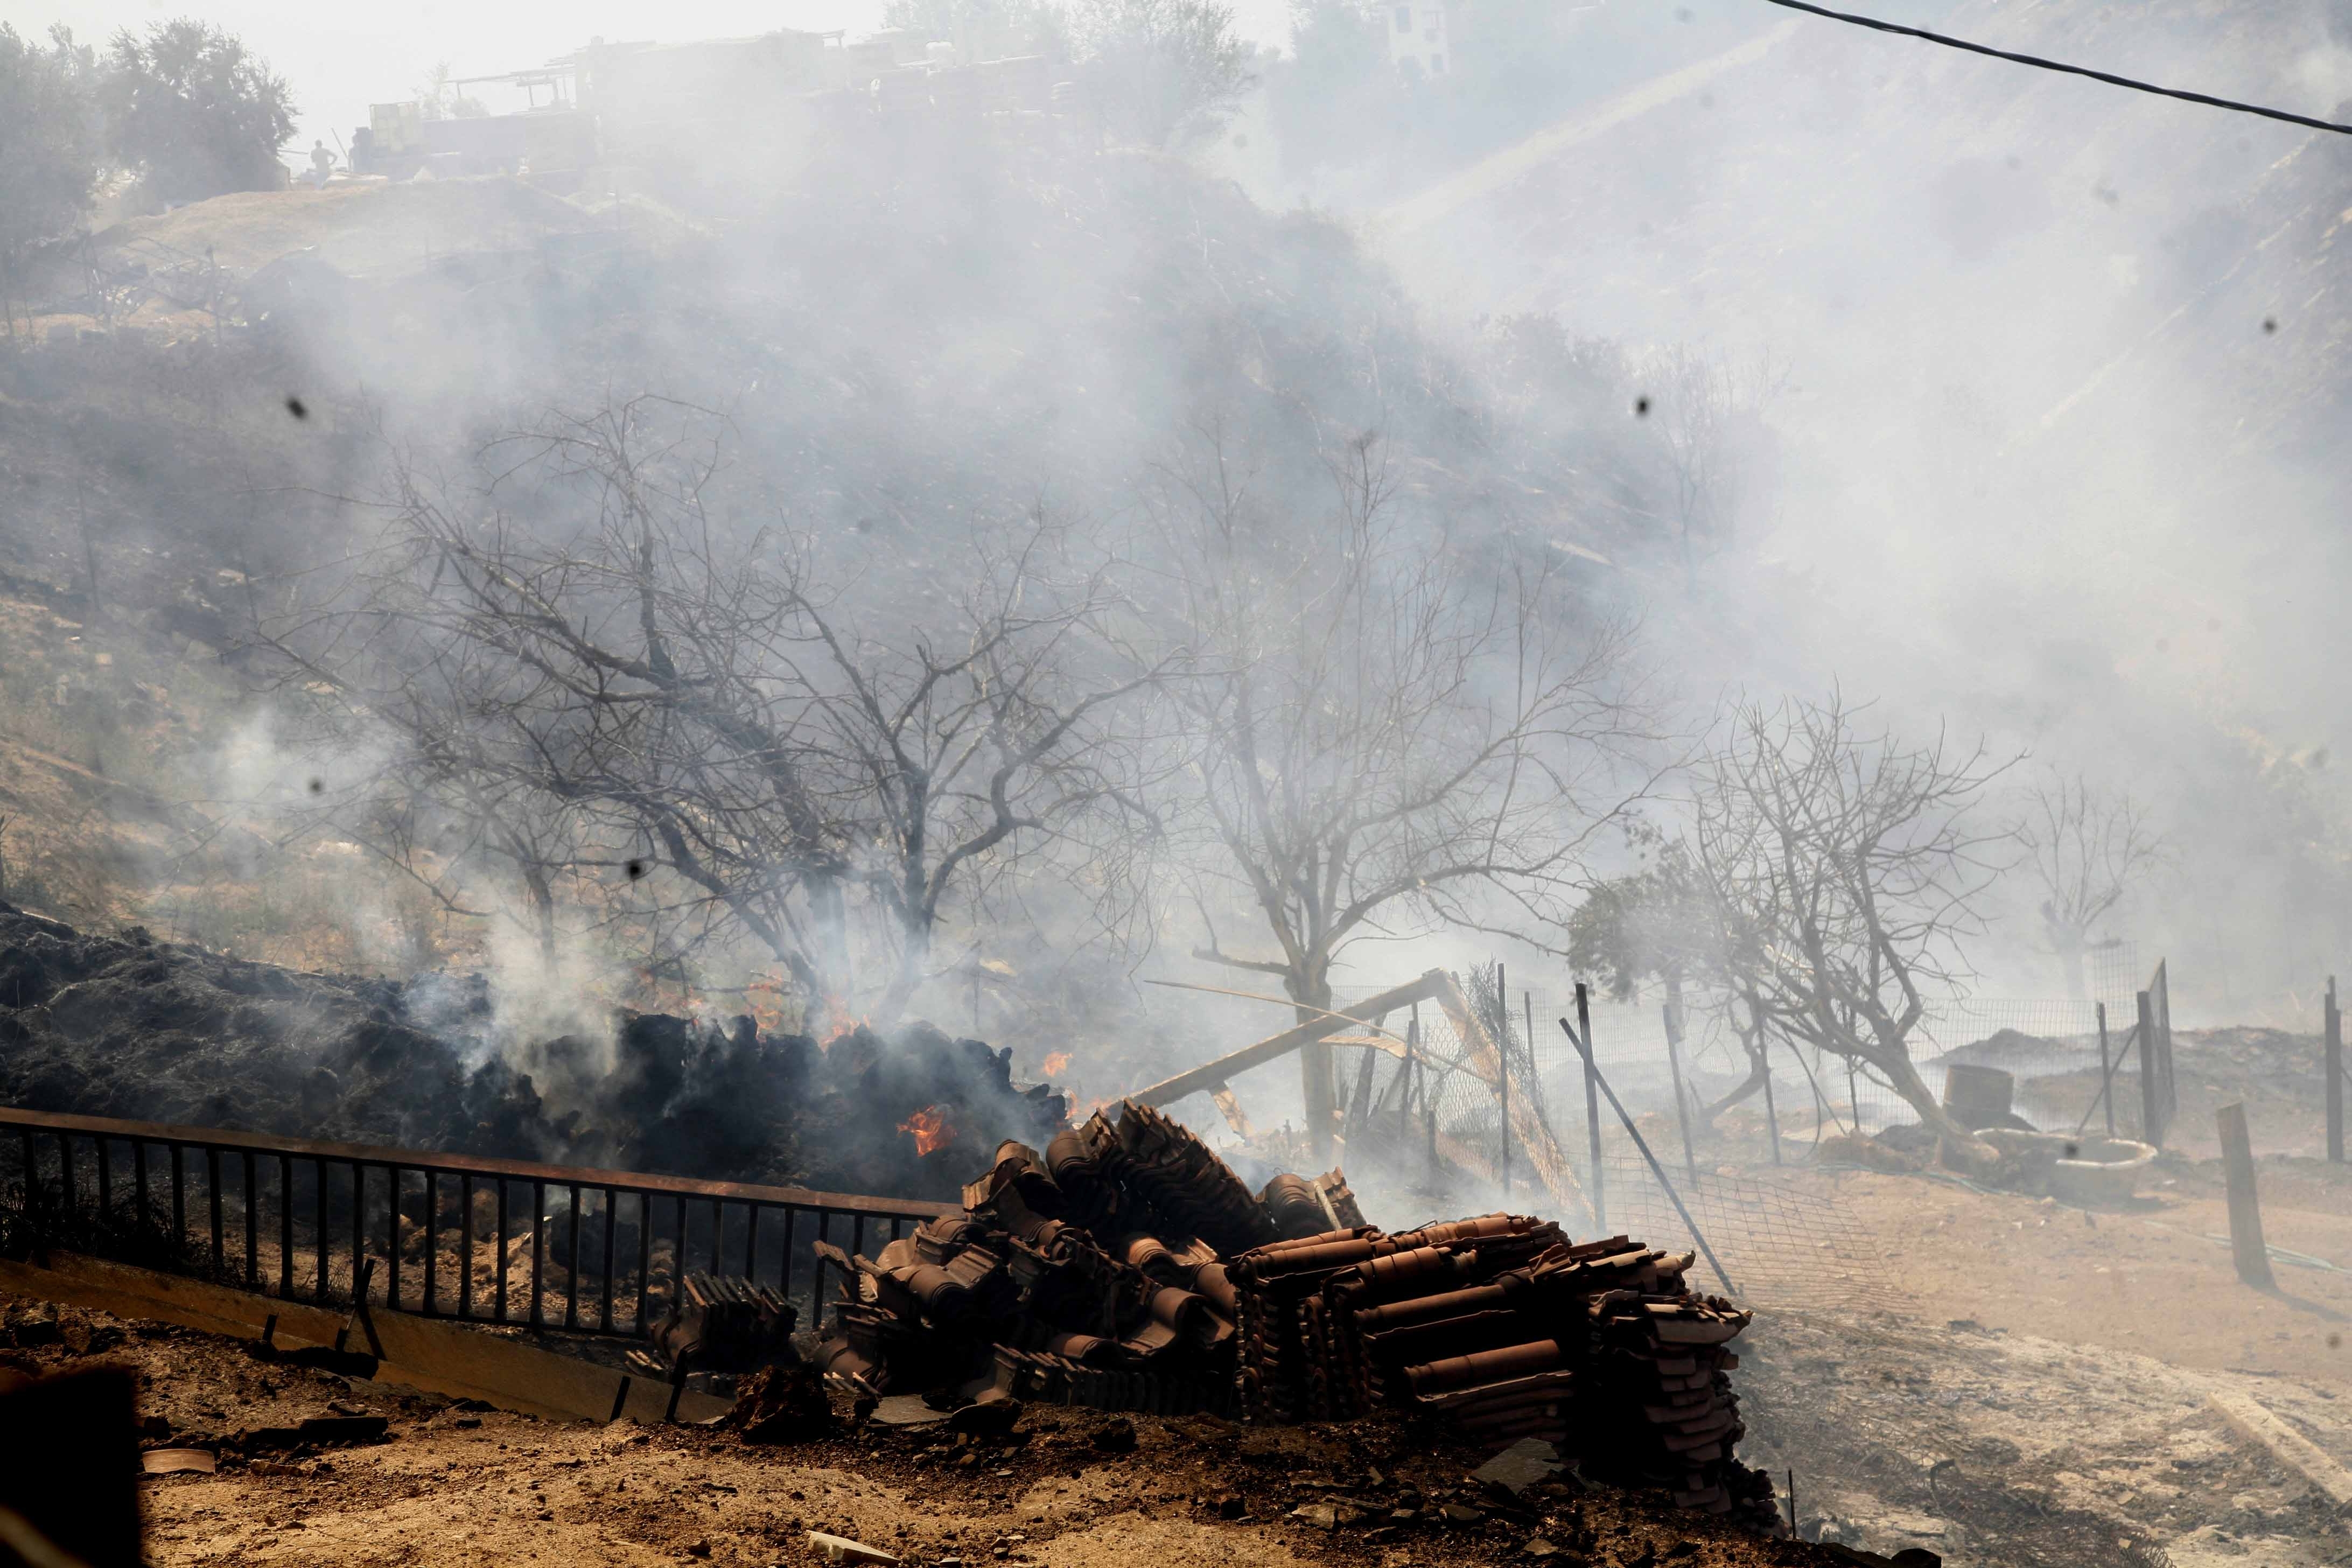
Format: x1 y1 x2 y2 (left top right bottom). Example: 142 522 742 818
0 1105 951 1340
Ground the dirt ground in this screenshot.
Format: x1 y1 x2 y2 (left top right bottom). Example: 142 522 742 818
1715 1154 2352 1568
6 1295 1842 1568
9 1142 2351 1568
1812 1159 2352 1395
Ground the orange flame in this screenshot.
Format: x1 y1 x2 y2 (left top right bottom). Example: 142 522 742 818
899 1104 955 1157
1041 1051 1072 1077
815 997 878 1048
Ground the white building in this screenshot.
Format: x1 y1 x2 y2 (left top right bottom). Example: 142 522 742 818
1385 2 1448 79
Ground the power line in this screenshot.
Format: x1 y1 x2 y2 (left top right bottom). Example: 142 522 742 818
1760 0 2352 137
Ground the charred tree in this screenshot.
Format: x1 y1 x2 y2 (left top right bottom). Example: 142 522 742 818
1687 693 2016 1149
1148 414 1661 1159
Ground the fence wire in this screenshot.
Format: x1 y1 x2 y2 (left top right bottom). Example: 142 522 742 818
1597 1155 1905 1315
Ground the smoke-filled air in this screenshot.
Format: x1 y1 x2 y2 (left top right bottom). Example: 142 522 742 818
0 3 2345 1566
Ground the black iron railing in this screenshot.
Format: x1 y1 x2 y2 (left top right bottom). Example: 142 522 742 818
0 1106 952 1339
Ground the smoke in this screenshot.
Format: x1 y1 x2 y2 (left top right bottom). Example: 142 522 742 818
1348 0 2352 1017
4 0 2346 1188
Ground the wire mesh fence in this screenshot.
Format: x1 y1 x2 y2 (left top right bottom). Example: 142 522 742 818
1595 1155 1906 1315
1321 962 2180 1325
1511 980 2167 1146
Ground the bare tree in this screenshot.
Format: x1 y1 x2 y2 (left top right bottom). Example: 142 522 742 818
262 397 1166 1023
1150 415 1662 1156
1687 693 2017 1145
1637 346 1781 586
2018 771 2165 999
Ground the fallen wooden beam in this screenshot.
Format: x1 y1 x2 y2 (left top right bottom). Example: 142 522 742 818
1129 969 1451 1110
0 1251 731 1426
2207 1388 2352 1511
1207 1082 1255 1139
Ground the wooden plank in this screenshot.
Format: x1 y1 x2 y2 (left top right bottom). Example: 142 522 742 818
1432 972 1590 1225
1128 970 1450 1110
2215 1102 2276 1289
2207 1389 2352 1509
0 1251 729 1425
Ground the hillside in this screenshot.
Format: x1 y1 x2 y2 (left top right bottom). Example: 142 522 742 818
1369 0 2352 995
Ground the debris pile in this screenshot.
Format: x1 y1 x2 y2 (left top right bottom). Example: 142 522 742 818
812 1099 1777 1528
0 903 1063 1200
652 1270 799 1373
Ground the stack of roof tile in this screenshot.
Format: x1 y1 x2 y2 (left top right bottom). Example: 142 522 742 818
803 1097 1773 1527
648 1270 800 1373
1576 1290 1779 1529
811 1104 1265 1414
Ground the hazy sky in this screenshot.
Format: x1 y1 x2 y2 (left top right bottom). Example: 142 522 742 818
0 0 1294 157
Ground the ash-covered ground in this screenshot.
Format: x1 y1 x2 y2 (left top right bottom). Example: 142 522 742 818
0 904 1061 1199
5 1291 1875 1568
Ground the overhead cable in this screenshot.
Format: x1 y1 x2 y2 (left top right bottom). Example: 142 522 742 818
1760 0 2352 136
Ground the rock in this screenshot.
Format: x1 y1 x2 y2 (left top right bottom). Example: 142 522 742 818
8 1308 60 1347
1208 1494 1245 1520
138 1448 216 1475
1291 1504 1338 1531
872 1395 952 1427
949 1398 1024 1437
1472 1437 1565 1496
296 1415 388 1445
1522 1537 1560 1558
1890 1553 1943 1568
727 1363 837 1445
807 1531 900 1566
239 1415 388 1451
1090 1417 1137 1453
684 1542 711 1559
1441 1503 1484 1526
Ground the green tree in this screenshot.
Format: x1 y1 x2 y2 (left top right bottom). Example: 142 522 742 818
1566 843 1779 1134
102 20 296 206
0 25 101 294
1072 0 1255 149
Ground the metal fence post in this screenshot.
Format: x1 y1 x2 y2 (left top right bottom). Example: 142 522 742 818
1662 998 1698 1181
2327 976 2343 1165
1755 1009 1782 1166
1497 961 1510 1201
2095 1002 2113 1137
2136 989 2160 1148
1574 983 1604 1232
